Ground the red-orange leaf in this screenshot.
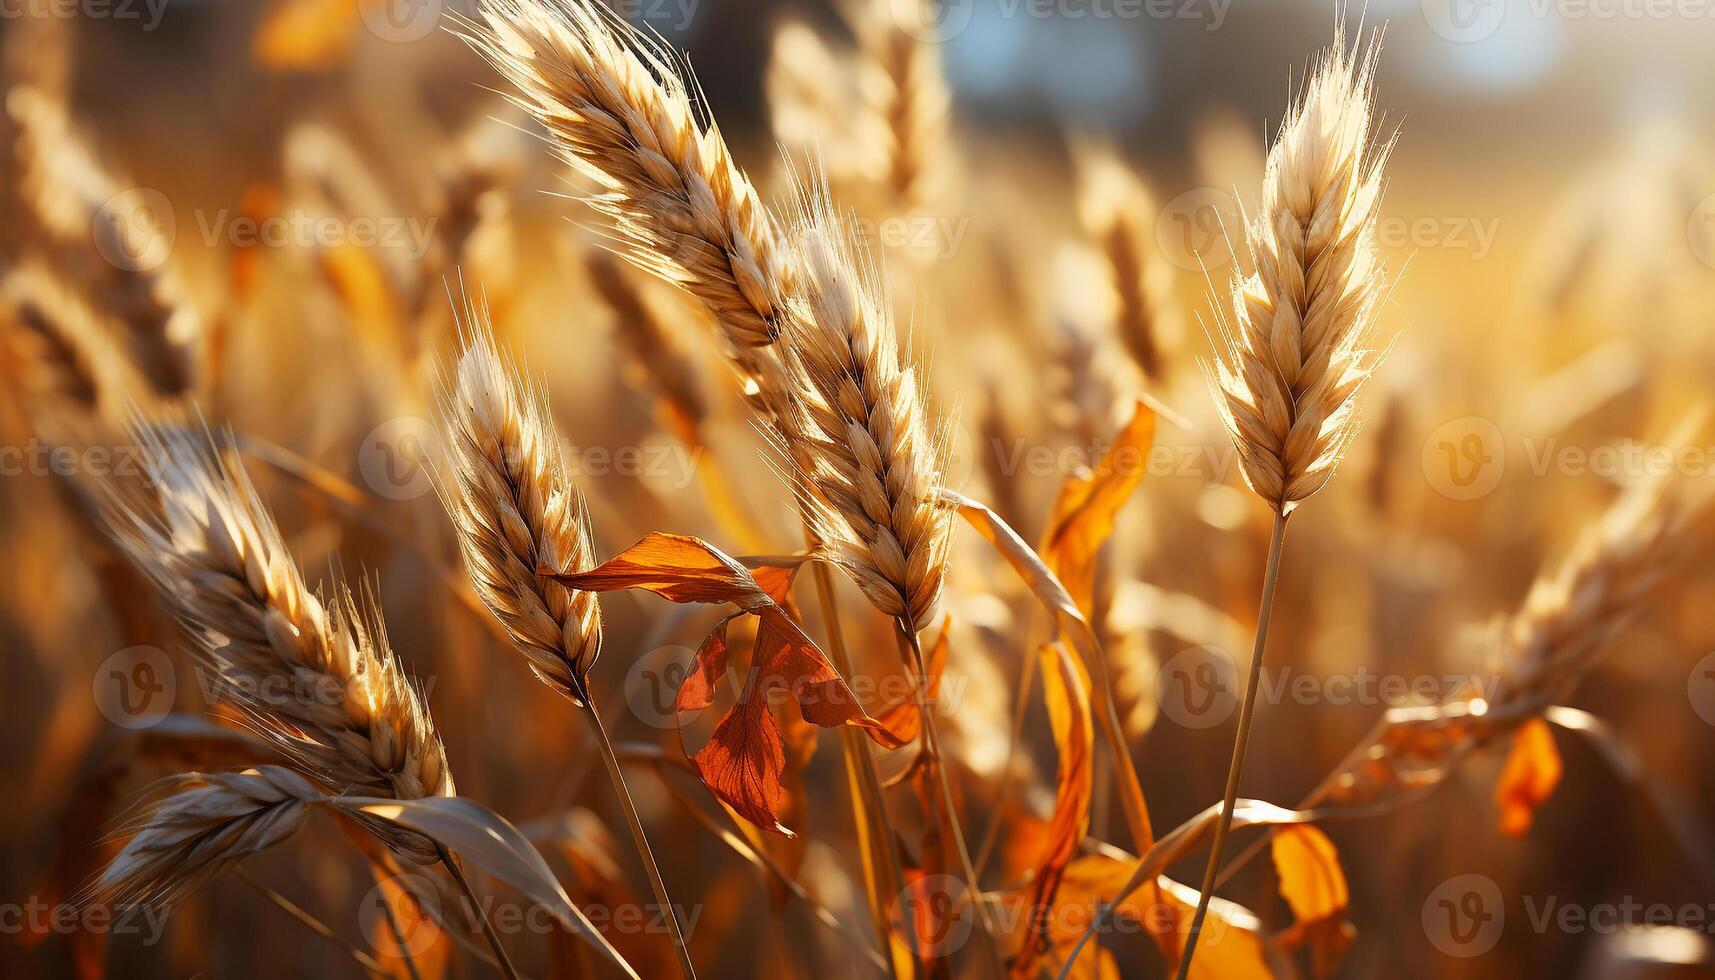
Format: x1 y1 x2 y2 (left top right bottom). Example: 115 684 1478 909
1495 718 1563 837
1041 398 1157 615
554 532 772 610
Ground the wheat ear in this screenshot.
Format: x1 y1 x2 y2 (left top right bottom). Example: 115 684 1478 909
438 299 602 705
774 184 952 634
93 767 322 909
1207 32 1389 514
850 0 949 211
1075 142 1166 381
1180 31 1393 979
102 421 453 861
458 0 793 353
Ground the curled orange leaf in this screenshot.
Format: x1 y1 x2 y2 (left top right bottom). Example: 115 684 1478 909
1495 717 1562 837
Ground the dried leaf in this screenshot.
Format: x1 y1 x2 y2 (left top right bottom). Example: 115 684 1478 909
1271 826 1348 924
1012 642 1095 979
1495 718 1562 837
1041 399 1158 614
348 795 639 979
560 534 906 833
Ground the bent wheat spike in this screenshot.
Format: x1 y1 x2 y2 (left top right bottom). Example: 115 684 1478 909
438 301 603 704
94 767 321 910
103 420 452 861
459 0 794 352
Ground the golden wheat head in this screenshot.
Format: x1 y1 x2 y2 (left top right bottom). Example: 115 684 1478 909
774 183 952 633
438 299 603 704
101 420 452 861
1209 32 1391 513
458 0 794 351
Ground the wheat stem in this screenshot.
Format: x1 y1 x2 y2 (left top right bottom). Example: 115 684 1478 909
234 868 390 979
1176 511 1288 979
435 841 521 980
585 696 698 980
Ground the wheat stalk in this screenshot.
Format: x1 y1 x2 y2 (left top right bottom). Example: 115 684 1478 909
773 184 952 634
437 298 602 705
1179 30 1392 979
102 420 454 862
93 767 322 909
437 302 696 979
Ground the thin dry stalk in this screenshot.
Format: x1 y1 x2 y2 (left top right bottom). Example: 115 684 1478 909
438 300 603 704
1207 32 1390 515
102 421 454 862
774 187 953 633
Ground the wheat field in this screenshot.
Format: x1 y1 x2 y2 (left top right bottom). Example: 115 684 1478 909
3 0 1715 977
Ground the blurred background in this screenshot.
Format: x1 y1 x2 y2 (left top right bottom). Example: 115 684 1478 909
4 0 1715 977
